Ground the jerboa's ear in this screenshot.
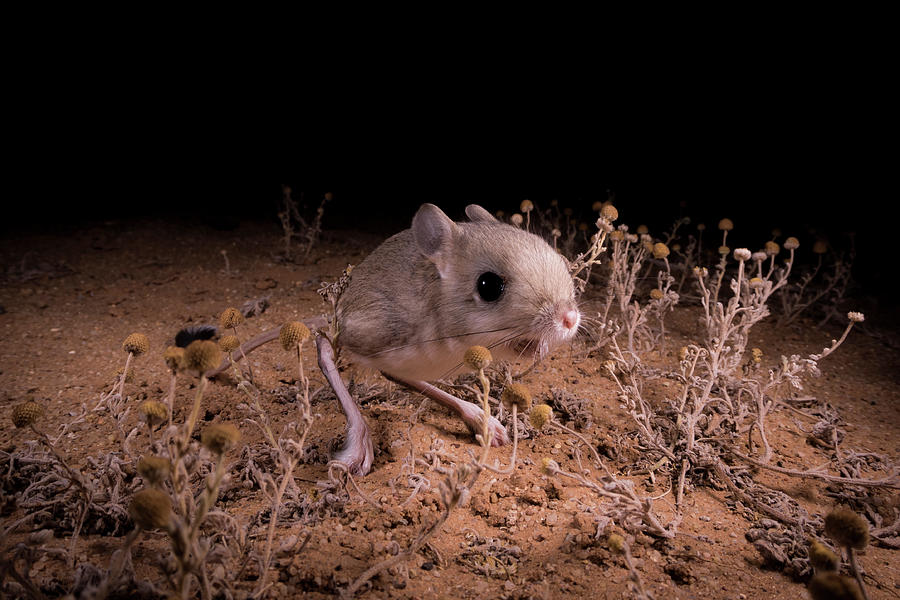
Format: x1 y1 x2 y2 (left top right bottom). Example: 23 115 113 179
412 204 457 277
465 204 498 223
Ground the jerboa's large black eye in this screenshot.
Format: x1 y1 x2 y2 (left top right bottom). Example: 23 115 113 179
477 272 505 302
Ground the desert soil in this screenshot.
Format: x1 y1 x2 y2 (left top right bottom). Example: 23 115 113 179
1 215 898 599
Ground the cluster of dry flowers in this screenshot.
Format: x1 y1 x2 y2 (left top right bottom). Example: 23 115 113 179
2 197 895 600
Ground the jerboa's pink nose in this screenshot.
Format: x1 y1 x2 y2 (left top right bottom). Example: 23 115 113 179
562 309 579 330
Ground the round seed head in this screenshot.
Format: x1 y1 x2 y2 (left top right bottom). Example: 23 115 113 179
824 508 869 549
696 223 706 231
610 230 624 242
718 245 730 256
808 539 839 572
463 346 492 371
280 321 311 351
807 572 863 600
12 401 43 428
608 533 625 554
501 384 532 412
652 242 670 259
495 210 505 219
163 346 184 372
600 203 618 221
219 335 240 353
749 277 765 290
551 228 562 238
650 288 664 300
510 213 523 226
137 456 171 487
813 240 828 254
563 207 573 216
129 488 172 530
530 404 553 430
139 401 167 426
718 218 734 231
784 236 800 250
201 423 241 455
520 199 534 213
847 312 864 323
678 346 689 361
592 200 603 211
183 340 222 374
578 222 588 232
219 307 244 329
734 248 752 261
752 251 767 262
764 241 780 256
636 224 649 235
540 457 559 475
116 366 136 384
751 347 763 363
123 333 150 356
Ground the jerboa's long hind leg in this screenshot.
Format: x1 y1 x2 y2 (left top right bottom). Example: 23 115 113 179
387 376 509 447
316 334 374 476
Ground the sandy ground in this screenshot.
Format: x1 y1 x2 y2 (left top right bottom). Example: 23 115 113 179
1 214 898 599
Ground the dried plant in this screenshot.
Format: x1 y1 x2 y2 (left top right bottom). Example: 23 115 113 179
278 187 332 261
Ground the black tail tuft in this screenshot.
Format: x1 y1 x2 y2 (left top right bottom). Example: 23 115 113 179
175 325 219 348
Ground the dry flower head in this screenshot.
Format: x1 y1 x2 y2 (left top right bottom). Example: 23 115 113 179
652 242 670 259
601 204 618 221
734 248 752 261
540 457 559 475
650 289 664 300
784 236 800 250
219 335 240 353
807 572 863 600
12 400 43 428
202 423 241 455
139 401 167 426
183 340 222 373
463 345 492 371
219 307 244 329
824 508 869 549
115 366 136 383
530 404 553 430
765 241 780 256
137 456 171 487
280 321 311 350
607 533 625 554
123 333 150 356
163 346 184 371
718 218 734 231
501 383 532 412
129 488 172 530
808 539 839 572
520 199 534 213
